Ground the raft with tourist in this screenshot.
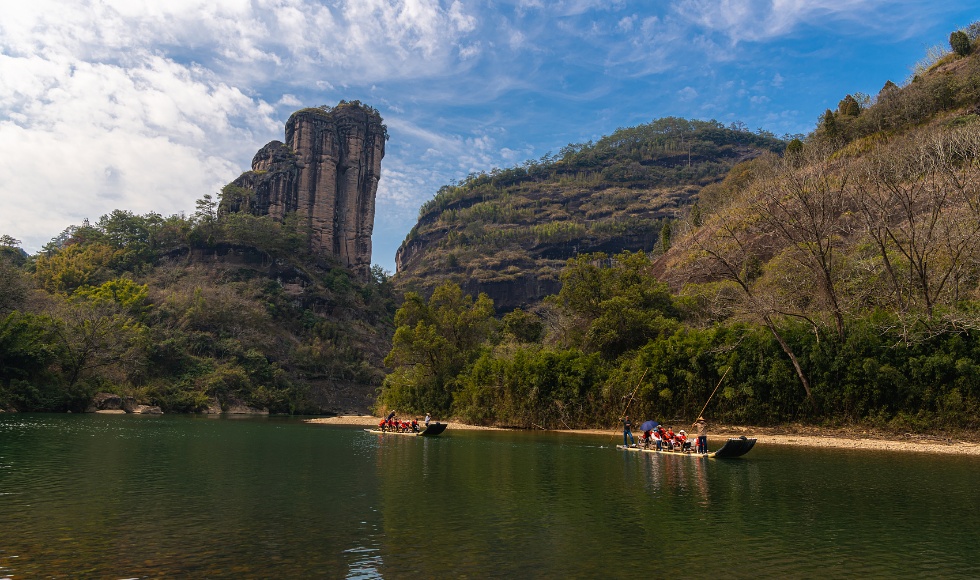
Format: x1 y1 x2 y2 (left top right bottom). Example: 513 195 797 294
616 435 757 459
364 413 448 437
616 416 756 459
615 368 754 458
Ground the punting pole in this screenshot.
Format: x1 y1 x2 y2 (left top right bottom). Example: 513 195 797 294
696 366 730 420
612 369 648 443
621 368 648 419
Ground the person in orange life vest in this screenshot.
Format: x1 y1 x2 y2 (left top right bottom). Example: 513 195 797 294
641 427 653 447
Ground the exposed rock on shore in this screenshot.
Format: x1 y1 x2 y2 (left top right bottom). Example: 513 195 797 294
86 393 163 415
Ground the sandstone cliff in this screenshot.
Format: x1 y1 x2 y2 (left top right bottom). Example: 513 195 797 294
223 102 386 279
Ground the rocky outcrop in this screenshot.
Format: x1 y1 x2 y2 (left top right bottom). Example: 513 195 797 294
85 393 163 414
86 393 124 412
224 102 386 279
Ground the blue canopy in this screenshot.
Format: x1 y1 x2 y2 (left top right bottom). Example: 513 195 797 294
639 420 659 432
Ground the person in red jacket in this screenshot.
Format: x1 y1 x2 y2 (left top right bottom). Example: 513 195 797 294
676 429 690 451
656 426 669 450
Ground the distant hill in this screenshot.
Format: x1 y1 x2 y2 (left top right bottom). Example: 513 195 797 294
394 118 786 311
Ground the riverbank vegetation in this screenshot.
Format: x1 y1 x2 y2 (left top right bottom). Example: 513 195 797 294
378 27 980 431
0 202 396 414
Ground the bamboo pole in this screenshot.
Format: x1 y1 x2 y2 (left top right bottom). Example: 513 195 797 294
696 366 731 420
612 369 648 444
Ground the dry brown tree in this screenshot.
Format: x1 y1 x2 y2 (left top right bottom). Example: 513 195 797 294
855 124 980 336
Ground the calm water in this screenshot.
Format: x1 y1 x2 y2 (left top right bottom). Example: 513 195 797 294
1 414 978 579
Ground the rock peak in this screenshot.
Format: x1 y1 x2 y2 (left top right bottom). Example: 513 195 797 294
223 101 386 279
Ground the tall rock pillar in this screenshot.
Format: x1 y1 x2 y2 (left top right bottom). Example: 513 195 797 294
224 102 387 280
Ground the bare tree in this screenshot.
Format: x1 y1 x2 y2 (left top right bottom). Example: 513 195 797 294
856 125 980 327
690 215 813 401
752 147 852 339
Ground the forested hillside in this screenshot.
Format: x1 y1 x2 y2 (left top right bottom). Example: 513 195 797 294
378 26 980 432
0 199 396 414
395 118 786 310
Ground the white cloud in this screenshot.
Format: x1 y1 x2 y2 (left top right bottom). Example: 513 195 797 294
677 86 699 100
0 45 277 250
671 0 923 44
0 0 491 252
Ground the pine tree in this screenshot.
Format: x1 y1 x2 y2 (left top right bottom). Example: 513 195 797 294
837 94 860 117
950 30 971 56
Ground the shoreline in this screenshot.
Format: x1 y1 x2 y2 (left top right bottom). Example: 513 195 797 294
306 416 980 456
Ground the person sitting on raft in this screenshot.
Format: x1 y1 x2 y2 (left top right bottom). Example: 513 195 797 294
676 429 690 452
655 426 668 449
641 428 653 448
411 418 420 433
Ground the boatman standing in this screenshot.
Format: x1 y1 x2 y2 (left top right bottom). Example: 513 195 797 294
424 413 431 427
622 416 635 448
693 416 708 454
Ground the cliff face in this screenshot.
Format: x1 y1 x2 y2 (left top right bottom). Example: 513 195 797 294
393 117 785 312
224 103 386 279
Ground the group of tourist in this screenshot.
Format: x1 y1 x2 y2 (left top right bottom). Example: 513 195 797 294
621 415 710 454
378 411 432 433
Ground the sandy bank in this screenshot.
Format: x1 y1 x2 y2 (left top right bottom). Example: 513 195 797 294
305 416 980 456
306 415 507 431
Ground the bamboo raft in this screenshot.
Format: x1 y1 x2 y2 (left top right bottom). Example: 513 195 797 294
616 436 757 459
364 422 449 437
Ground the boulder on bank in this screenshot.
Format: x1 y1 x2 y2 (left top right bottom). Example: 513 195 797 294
223 402 270 415
131 405 164 415
86 393 124 413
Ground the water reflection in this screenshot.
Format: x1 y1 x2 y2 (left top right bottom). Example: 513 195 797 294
629 451 712 508
2 417 979 578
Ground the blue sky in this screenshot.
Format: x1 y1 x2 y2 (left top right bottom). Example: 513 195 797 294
1 1 977 272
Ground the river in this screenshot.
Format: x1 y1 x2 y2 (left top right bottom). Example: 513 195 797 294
1 414 978 578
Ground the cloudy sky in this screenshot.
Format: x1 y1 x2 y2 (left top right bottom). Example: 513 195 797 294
1 1 976 271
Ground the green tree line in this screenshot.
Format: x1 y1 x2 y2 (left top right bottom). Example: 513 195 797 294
378 253 980 431
0 199 395 413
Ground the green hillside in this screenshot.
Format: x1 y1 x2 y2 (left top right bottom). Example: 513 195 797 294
395 118 786 311
377 26 980 433
0 203 395 414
